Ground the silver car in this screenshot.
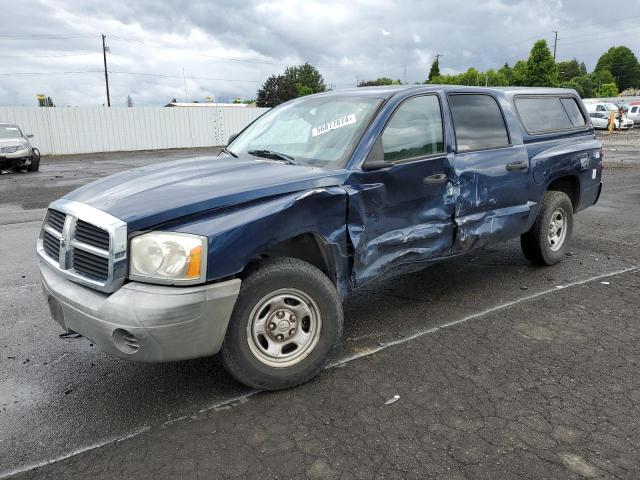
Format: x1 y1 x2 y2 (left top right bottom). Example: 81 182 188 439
0 123 39 172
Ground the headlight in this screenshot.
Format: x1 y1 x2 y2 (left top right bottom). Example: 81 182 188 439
129 232 207 284
18 140 29 150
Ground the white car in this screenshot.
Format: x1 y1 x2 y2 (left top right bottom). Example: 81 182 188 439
588 112 633 130
627 105 640 124
0 123 39 172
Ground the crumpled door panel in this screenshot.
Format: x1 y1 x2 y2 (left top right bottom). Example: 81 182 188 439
346 177 455 288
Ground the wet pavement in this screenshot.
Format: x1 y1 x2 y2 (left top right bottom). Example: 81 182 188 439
1 138 639 479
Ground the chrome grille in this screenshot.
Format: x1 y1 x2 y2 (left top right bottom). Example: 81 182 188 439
37 200 127 293
42 230 60 260
73 248 109 281
46 209 66 233
75 220 110 250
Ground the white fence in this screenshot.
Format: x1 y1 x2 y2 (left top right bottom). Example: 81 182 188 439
0 106 269 155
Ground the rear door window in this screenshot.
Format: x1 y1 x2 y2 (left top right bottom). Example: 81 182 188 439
448 94 510 152
515 96 584 133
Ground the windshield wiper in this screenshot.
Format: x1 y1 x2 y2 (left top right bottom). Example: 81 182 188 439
221 147 238 158
247 149 296 165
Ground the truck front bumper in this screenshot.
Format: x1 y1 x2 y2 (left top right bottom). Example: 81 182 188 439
40 261 241 362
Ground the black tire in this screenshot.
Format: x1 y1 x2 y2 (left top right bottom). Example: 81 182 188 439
27 148 40 172
521 190 573 266
220 257 343 390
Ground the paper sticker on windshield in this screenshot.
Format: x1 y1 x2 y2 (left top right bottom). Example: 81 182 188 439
312 114 356 137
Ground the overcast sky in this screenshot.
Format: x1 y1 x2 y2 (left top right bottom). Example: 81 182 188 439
1 0 639 107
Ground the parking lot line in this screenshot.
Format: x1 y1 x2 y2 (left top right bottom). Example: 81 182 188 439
328 264 637 367
1 264 636 480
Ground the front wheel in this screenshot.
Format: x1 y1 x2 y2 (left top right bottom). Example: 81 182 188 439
521 190 574 265
220 257 343 390
27 148 40 172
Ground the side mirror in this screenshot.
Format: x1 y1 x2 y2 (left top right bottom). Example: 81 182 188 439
362 137 391 171
26 134 34 138
227 133 238 145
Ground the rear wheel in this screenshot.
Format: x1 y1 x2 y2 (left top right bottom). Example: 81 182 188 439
521 190 573 265
27 148 40 172
220 257 343 390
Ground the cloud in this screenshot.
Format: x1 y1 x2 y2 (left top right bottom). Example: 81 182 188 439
0 0 638 106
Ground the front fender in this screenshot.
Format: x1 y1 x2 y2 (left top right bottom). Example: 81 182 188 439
170 187 351 297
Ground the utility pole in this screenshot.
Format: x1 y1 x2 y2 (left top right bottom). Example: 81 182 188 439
552 30 558 61
101 34 111 107
435 53 443 64
403 65 407 84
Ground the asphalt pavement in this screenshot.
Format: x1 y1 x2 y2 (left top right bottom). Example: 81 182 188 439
1 134 639 479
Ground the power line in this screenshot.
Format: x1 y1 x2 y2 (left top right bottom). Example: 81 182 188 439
0 70 103 76
0 52 95 59
0 33 99 39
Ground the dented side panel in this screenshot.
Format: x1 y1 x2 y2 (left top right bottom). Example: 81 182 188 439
345 158 456 288
451 145 532 253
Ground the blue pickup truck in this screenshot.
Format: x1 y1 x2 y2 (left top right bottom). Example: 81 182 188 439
38 86 603 389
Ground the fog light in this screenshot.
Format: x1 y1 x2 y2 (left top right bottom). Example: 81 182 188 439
113 328 140 354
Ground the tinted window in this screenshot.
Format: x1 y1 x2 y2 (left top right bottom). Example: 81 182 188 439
596 105 606 112
515 96 576 133
560 98 586 127
448 94 509 152
631 106 638 113
381 95 444 161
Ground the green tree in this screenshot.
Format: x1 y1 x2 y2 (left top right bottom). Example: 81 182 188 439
358 77 401 87
498 63 513 84
559 80 584 97
579 62 588 75
592 69 615 85
256 74 297 107
428 59 440 82
525 40 557 87
458 67 481 86
572 75 597 98
557 59 583 82
597 83 618 97
284 63 326 96
511 60 528 86
485 69 509 86
595 46 640 91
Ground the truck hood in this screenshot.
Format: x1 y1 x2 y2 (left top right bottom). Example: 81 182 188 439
64 155 349 231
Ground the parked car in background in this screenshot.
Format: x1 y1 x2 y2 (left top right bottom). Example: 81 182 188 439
38 86 603 390
0 123 39 172
584 102 634 129
627 105 640 124
588 111 634 129
589 112 610 129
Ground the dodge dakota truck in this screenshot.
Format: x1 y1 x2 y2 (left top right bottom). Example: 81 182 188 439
38 86 603 390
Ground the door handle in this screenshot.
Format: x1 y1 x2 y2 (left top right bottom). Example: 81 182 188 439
423 173 448 185
506 161 528 171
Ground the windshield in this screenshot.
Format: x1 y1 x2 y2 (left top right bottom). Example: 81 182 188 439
228 95 382 168
0 125 22 139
